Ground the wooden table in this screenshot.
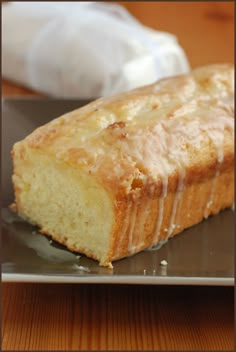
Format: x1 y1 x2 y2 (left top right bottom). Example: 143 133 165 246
2 2 234 351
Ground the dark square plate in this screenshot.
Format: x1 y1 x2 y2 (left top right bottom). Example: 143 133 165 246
1 98 234 285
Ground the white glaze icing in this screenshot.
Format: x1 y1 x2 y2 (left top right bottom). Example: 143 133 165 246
126 94 233 249
167 168 186 238
136 200 152 250
146 238 169 251
151 173 168 246
72 263 90 272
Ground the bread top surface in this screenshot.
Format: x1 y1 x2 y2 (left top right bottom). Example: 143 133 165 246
14 64 234 199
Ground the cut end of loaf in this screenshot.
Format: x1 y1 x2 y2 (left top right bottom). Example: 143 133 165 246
12 144 115 266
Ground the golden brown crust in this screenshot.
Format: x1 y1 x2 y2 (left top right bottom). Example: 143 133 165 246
11 64 234 266
109 168 234 263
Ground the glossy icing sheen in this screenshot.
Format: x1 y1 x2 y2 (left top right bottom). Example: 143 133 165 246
25 64 234 186
22 64 234 251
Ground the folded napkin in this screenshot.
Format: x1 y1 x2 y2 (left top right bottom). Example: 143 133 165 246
2 2 190 98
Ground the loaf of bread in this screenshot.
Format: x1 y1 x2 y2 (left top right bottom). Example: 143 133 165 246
11 64 234 267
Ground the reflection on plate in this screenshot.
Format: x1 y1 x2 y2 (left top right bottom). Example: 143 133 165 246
2 206 234 285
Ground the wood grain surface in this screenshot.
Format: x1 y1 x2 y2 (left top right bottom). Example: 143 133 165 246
2 284 234 351
1 2 235 351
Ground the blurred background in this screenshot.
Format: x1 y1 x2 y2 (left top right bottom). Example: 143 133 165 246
120 1 234 67
2 1 234 98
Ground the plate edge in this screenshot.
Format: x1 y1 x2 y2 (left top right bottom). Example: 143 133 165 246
2 273 234 286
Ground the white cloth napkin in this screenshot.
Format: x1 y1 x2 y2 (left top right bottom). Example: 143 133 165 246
2 2 190 98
